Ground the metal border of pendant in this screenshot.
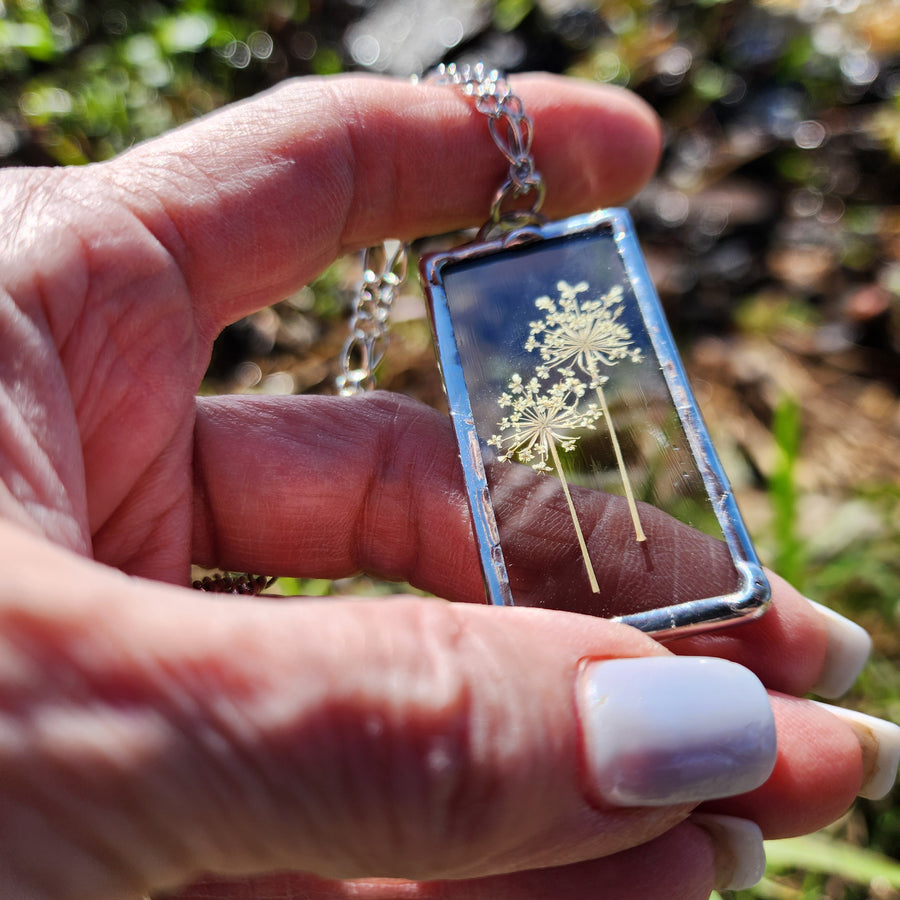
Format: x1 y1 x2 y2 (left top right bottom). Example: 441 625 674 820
420 207 770 639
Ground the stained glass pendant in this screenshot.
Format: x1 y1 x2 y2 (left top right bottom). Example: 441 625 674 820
420 208 769 637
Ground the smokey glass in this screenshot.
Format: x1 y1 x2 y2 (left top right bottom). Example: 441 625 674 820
422 210 768 635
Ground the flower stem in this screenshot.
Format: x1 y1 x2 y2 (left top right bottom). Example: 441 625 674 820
595 384 646 542
548 439 600 593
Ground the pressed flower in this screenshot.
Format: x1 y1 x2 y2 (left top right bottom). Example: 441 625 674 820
526 280 646 542
489 371 602 591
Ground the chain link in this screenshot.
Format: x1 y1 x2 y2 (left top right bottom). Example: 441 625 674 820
336 239 408 396
428 62 545 226
336 62 543 395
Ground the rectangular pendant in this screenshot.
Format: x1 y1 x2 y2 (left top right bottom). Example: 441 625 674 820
420 208 769 637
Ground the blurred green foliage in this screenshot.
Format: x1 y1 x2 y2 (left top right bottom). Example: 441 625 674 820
769 395 805 588
0 0 351 164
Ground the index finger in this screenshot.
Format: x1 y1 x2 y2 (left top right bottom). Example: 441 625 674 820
102 73 661 334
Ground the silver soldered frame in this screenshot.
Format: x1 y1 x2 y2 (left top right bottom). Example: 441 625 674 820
420 208 770 638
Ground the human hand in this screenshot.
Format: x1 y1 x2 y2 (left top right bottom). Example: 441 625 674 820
1 73 896 900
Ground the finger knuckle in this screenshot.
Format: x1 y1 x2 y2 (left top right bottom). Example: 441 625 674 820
336 602 507 876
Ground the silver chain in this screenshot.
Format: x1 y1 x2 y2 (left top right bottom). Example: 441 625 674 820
429 61 545 227
335 239 407 396
336 62 544 396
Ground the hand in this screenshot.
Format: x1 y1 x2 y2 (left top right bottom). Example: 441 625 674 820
0 73 895 900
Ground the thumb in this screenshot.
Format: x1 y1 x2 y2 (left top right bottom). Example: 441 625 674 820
1 523 778 899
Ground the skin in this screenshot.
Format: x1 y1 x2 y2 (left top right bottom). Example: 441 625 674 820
0 74 866 900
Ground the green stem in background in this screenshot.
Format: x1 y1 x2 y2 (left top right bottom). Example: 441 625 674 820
770 394 805 589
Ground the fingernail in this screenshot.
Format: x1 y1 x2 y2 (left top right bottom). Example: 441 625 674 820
577 657 777 807
808 600 872 698
692 814 766 891
812 701 900 799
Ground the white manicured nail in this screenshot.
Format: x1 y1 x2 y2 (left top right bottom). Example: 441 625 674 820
577 657 777 807
692 814 767 890
808 600 872 698
812 701 900 799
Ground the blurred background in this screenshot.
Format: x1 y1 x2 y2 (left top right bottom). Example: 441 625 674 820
1 0 898 895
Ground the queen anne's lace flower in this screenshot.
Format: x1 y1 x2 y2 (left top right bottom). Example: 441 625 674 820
526 280 643 379
489 369 601 591
523 280 647 543
488 373 599 473
489 279 647 592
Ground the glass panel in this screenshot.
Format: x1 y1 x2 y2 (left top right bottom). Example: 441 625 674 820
436 225 744 618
